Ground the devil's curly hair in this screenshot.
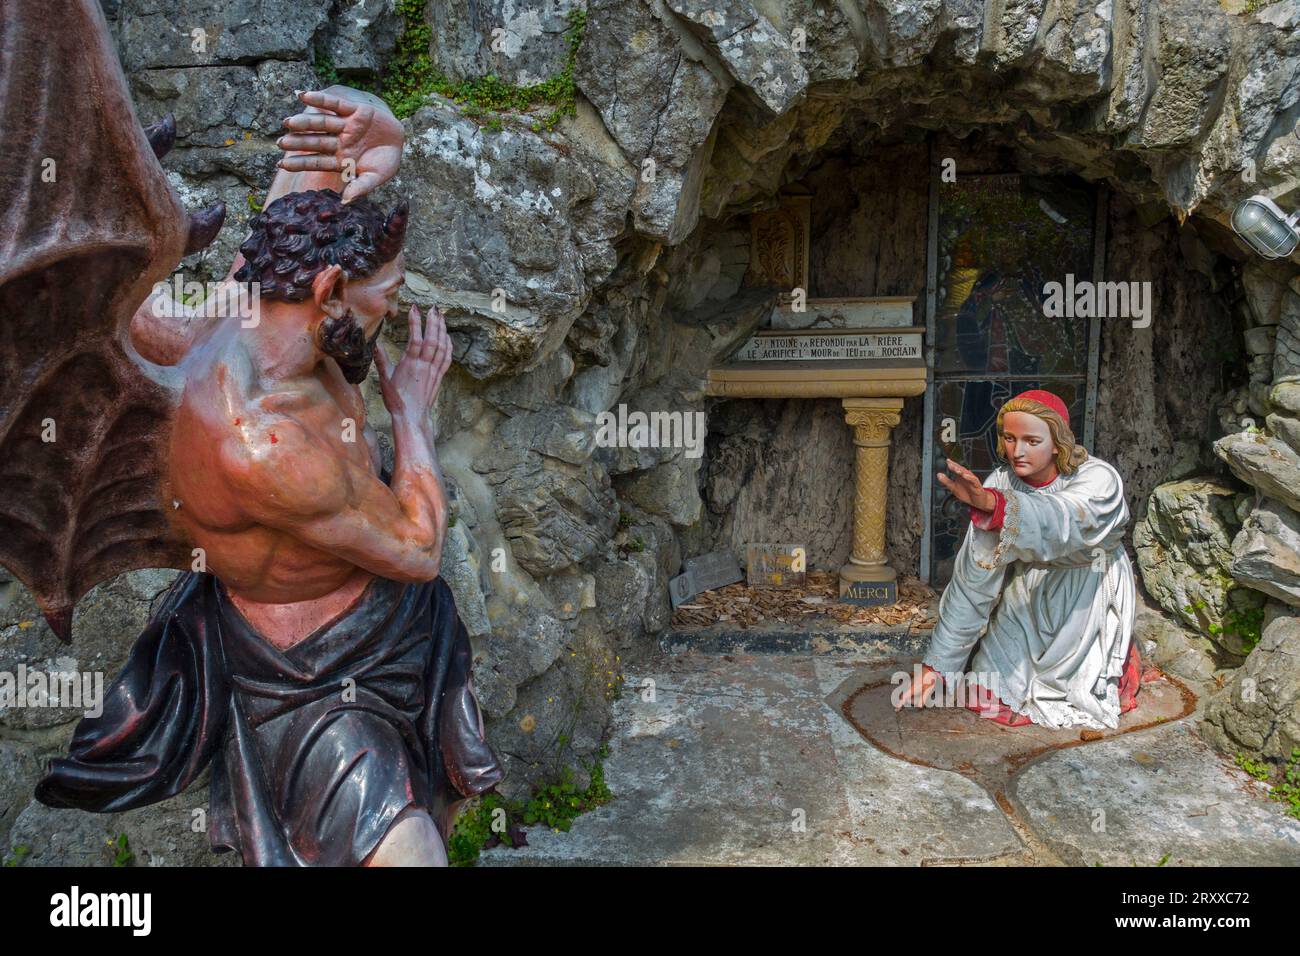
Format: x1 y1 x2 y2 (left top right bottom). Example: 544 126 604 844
233 188 407 302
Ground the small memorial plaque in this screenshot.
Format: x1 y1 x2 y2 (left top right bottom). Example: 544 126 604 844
669 550 743 608
746 543 807 588
734 330 922 363
841 580 898 606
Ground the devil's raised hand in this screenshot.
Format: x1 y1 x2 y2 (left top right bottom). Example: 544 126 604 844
375 306 453 439
277 88 403 203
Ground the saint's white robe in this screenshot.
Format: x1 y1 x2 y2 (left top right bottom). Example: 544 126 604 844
923 457 1137 730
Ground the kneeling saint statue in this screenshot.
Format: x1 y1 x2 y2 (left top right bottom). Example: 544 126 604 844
896 390 1141 730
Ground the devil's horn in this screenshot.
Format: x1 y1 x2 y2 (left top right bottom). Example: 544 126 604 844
184 202 227 256
144 113 176 160
377 200 409 261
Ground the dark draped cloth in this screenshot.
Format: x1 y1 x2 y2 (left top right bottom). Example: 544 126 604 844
35 572 503 866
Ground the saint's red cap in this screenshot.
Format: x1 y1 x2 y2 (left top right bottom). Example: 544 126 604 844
1008 389 1070 428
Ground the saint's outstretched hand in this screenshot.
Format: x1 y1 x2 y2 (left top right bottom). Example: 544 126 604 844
936 458 997 513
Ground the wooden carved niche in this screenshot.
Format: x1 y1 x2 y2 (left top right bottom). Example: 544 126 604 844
744 190 811 302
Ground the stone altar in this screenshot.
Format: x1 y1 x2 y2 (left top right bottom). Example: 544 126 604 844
707 297 927 604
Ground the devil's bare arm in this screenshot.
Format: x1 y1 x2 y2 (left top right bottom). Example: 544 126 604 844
129 289 204 366
130 266 266 365
367 304 453 579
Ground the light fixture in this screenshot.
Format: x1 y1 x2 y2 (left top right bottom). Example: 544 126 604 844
1231 195 1300 259
1037 199 1067 224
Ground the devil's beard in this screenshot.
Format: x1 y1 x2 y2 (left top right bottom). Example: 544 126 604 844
316 309 381 385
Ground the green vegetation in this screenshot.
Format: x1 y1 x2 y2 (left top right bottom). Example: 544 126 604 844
313 53 341 88
1237 748 1300 820
446 791 514 866
309 3 586 132
1181 596 1264 653
2 845 30 867
521 759 612 831
1217 605 1265 653
106 832 133 867
1272 749 1300 820
446 751 614 866
616 511 645 552
377 0 587 130
1236 752 1271 781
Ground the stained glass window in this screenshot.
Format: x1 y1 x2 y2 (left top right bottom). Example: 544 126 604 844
926 174 1099 585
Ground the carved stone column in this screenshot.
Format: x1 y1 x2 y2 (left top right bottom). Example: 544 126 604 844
840 397 903 604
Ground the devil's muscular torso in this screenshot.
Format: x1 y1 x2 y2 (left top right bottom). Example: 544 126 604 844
165 318 382 647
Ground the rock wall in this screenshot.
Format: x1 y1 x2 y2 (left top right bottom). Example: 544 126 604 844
5 0 1300 863
1094 198 1242 519
1202 604 1300 771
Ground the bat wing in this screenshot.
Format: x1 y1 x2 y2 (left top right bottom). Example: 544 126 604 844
0 0 225 639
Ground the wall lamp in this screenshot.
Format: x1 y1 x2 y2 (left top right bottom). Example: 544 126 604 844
1231 195 1300 259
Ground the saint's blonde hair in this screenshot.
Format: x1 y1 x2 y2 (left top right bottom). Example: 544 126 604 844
995 397 1088 476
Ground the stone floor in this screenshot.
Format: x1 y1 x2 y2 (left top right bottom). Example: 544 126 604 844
482 640 1300 867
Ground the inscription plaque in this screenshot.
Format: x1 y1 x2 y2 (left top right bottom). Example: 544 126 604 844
734 330 923 363
746 543 807 588
841 580 898 606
